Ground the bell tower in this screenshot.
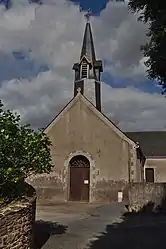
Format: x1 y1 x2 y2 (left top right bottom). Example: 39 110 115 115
72 10 103 111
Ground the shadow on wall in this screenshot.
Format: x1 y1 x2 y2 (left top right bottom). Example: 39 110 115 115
87 200 166 249
34 220 68 249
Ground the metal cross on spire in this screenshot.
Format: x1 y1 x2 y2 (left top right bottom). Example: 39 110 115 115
84 9 92 22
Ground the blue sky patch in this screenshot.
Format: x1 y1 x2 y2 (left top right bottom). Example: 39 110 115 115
0 0 161 96
0 0 108 12
0 51 49 84
102 72 161 94
71 0 109 14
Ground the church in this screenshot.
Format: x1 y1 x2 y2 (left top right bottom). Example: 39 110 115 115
27 16 166 203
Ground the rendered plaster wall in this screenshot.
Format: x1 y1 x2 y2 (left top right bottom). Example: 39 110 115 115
145 158 166 182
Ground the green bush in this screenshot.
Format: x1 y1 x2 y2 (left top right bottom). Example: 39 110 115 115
0 100 53 201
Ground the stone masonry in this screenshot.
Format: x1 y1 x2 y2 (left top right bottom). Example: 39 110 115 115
128 182 166 212
0 187 36 249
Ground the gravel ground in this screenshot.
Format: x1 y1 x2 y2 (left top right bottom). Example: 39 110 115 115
35 201 125 249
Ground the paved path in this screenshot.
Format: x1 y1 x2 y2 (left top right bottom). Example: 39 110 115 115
35 202 125 249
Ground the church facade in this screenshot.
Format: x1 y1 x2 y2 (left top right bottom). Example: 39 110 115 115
27 19 146 203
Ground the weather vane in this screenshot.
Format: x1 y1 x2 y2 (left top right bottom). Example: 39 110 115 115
84 8 92 22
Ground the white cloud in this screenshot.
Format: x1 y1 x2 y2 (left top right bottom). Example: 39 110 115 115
94 1 148 78
102 84 166 131
0 70 73 127
0 0 165 131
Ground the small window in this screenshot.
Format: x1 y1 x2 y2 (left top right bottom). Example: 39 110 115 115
81 62 88 78
145 168 154 182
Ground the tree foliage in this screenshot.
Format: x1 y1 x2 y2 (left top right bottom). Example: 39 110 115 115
0 100 53 186
128 0 166 92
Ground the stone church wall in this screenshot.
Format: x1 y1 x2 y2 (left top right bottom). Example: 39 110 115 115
26 172 64 202
27 98 139 203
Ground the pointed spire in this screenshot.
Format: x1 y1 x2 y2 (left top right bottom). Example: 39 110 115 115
80 10 96 64
72 11 103 111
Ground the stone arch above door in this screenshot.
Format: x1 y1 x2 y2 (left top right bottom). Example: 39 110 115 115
63 151 98 202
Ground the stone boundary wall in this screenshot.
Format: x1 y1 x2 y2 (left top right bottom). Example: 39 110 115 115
128 182 166 212
94 179 129 203
0 184 36 249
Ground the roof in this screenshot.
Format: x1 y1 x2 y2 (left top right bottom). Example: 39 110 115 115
72 20 103 82
125 131 166 157
80 22 96 64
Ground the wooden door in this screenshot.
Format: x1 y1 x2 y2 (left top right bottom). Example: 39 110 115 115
69 155 90 202
145 168 154 182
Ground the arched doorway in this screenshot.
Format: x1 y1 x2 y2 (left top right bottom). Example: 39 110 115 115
69 155 90 202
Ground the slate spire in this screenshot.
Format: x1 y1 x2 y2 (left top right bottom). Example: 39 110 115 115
80 10 96 65
72 10 103 111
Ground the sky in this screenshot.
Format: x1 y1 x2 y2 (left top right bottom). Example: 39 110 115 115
0 0 166 131
71 0 109 14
